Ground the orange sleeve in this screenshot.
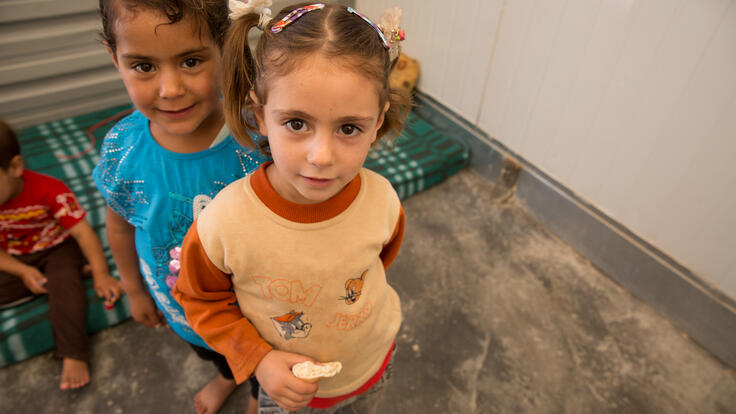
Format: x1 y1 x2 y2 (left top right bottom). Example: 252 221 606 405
173 220 273 384
380 206 405 270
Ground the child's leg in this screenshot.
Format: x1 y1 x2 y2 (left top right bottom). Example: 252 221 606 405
40 240 89 389
247 376 260 414
257 350 396 414
188 344 238 414
0 249 49 308
257 386 291 414
42 240 88 360
0 268 34 308
257 388 325 414
335 352 395 414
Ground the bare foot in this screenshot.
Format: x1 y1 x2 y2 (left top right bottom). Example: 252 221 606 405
246 395 258 414
60 358 90 390
193 374 237 414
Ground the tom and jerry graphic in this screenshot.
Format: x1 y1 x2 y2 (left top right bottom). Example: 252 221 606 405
268 270 371 339
340 270 367 305
271 310 312 340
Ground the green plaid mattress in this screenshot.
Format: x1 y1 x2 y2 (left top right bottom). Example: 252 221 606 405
0 104 468 367
365 112 469 200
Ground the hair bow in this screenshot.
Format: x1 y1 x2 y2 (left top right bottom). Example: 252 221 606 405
229 0 273 30
380 6 404 61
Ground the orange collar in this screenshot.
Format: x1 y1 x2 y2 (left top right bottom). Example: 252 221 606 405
250 162 361 223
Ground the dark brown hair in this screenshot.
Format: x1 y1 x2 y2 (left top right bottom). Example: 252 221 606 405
222 2 411 148
0 118 20 170
99 0 230 53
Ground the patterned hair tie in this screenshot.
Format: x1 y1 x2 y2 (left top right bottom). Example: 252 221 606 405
347 7 390 50
271 3 325 34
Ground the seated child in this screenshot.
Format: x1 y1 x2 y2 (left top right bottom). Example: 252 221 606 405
0 118 124 390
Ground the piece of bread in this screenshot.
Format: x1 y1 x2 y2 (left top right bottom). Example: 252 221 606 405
291 361 342 383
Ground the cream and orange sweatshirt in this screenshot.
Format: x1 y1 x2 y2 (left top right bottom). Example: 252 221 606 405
173 163 405 399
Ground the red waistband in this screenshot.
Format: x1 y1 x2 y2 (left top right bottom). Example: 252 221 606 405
308 342 395 409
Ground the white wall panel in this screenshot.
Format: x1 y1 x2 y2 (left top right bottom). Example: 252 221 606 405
580 0 729 229
655 3 736 286
520 0 602 174
357 0 736 298
688 96 736 291
546 0 634 188
439 0 503 121
565 0 680 233
497 0 567 154
478 0 535 141
358 0 501 122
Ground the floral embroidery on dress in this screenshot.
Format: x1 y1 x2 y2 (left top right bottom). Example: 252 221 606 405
166 246 182 293
95 125 148 220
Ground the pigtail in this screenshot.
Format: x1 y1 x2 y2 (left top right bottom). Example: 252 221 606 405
377 6 411 141
378 86 412 142
222 13 261 148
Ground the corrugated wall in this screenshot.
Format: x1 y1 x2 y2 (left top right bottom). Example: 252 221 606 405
0 0 355 129
0 0 130 129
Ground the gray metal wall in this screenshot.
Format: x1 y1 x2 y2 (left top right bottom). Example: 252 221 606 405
0 0 354 129
0 0 129 129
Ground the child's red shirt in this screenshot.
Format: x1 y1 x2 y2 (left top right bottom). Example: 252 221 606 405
0 170 86 255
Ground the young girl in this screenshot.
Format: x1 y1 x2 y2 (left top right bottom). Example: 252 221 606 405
93 0 264 412
173 2 410 412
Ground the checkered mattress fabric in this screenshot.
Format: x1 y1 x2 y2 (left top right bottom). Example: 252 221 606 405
0 105 468 367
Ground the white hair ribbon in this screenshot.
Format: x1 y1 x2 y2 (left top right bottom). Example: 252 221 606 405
229 0 273 30
379 6 404 62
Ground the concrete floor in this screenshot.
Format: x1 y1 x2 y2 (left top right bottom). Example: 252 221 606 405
1 169 735 413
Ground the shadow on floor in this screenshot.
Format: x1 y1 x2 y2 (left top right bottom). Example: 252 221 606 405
1 170 735 413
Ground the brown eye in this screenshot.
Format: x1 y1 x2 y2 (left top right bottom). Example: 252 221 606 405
340 124 361 136
182 58 201 68
286 119 306 132
134 63 154 73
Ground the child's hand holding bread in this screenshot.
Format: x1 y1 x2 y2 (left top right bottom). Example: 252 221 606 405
292 361 343 383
